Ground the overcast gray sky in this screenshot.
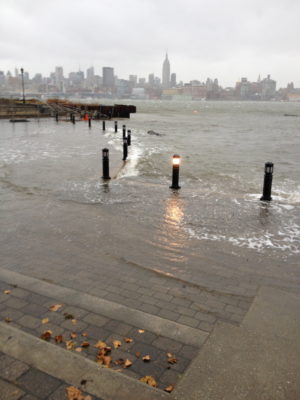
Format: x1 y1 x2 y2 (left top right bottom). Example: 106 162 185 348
0 0 299 87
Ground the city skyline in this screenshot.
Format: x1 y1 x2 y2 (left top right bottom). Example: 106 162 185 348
0 0 300 87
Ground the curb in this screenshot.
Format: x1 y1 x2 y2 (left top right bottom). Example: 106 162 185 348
0 268 208 347
0 323 169 400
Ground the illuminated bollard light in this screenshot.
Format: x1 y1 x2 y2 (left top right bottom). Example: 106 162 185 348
88 118 91 128
114 121 118 133
123 137 128 161
123 125 126 139
170 154 181 189
102 120 106 131
127 129 131 146
102 148 111 180
260 162 274 201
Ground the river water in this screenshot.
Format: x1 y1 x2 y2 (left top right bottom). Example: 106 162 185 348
0 100 299 293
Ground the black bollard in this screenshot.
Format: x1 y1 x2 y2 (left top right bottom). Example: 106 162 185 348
114 121 118 133
122 125 126 139
88 118 91 128
123 137 128 161
72 114 75 124
70 113 73 121
102 120 106 131
170 155 181 189
55 113 58 122
127 129 131 146
102 148 111 180
260 162 274 201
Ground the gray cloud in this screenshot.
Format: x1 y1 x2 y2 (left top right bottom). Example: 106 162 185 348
0 0 299 87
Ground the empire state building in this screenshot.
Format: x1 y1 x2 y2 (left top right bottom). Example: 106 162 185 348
162 53 170 88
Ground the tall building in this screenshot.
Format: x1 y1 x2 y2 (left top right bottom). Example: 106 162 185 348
102 67 115 87
170 73 176 87
162 53 170 88
55 66 64 84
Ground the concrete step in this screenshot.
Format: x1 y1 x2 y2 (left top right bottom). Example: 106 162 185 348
172 286 300 400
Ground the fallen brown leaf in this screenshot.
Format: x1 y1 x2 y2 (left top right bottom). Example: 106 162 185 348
71 319 77 324
70 332 77 339
166 352 173 358
138 329 145 334
139 376 157 387
65 340 75 350
142 355 151 362
49 304 62 312
41 318 49 324
40 330 52 341
168 357 178 364
135 351 141 358
66 386 85 400
124 337 133 343
4 317 12 323
55 335 63 344
94 341 107 349
81 341 90 348
97 355 112 367
164 384 174 393
3 290 11 295
124 359 133 368
82 332 88 337
113 340 122 349
75 347 82 352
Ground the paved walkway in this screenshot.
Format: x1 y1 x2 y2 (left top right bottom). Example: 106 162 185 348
0 351 103 400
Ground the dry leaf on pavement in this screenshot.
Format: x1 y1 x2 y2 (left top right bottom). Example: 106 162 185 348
41 318 49 324
113 340 122 349
138 329 145 334
124 337 133 343
3 290 11 295
166 352 173 358
142 355 151 362
124 359 133 368
135 351 141 358
4 317 12 323
168 357 178 364
55 335 63 344
49 304 62 312
97 355 112 367
139 376 157 387
40 330 52 341
70 332 77 339
66 386 90 400
94 341 107 349
75 347 82 352
82 332 88 337
71 319 77 324
65 340 75 350
81 341 90 348
164 385 174 393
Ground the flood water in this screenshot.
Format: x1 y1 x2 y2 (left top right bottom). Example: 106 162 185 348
1 100 299 294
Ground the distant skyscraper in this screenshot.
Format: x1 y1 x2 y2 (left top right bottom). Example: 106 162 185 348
102 67 115 87
170 73 176 87
162 53 170 88
148 73 155 86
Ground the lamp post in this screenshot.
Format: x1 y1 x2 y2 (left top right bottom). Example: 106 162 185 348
260 162 274 201
170 155 181 189
102 148 111 180
20 68 25 104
